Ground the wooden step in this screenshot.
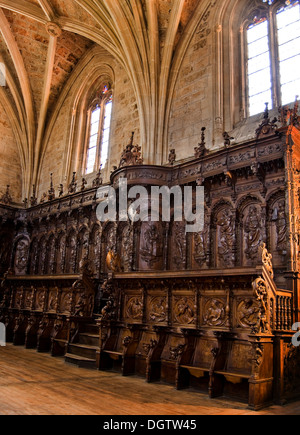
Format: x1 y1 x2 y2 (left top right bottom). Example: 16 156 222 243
84 324 99 335
78 333 99 347
68 343 99 360
65 353 97 370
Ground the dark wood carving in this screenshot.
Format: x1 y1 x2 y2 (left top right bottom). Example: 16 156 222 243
1 116 300 409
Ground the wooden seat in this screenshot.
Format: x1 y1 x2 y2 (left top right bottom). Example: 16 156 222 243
176 330 218 391
99 323 142 376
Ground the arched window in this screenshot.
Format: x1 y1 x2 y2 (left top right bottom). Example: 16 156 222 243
245 0 300 116
85 85 113 174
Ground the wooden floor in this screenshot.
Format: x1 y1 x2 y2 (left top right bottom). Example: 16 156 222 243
0 344 299 415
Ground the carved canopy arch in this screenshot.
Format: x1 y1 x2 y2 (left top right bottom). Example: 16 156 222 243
266 189 286 220
211 199 235 228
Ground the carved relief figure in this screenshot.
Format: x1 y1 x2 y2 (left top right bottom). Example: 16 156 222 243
74 292 87 317
78 231 89 271
194 215 210 267
35 289 46 311
93 228 101 272
61 292 73 314
149 297 167 323
273 200 287 256
174 297 195 325
141 224 163 267
172 222 186 269
122 226 134 272
14 238 30 275
48 289 58 312
57 233 66 274
203 299 226 327
39 238 47 275
66 232 77 274
245 206 262 261
237 299 260 329
252 277 271 335
47 236 56 274
126 297 143 321
216 209 235 268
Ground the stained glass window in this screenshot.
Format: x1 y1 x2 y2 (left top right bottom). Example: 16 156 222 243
85 87 113 174
247 19 272 116
277 2 300 105
246 0 300 116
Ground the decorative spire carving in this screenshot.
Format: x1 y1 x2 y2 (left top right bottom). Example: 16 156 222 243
168 149 176 166
92 166 103 188
81 178 87 192
0 185 12 205
255 103 278 138
30 185 38 207
48 173 55 201
68 172 77 194
194 127 208 159
119 132 143 168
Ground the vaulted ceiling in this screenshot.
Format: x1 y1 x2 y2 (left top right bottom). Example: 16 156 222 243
0 0 216 197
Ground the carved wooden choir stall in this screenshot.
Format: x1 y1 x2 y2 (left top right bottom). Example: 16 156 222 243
1 107 300 410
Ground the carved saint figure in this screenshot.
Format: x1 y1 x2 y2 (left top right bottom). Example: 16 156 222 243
68 234 77 273
74 292 87 317
141 224 162 266
217 209 235 267
172 222 186 268
122 226 133 272
14 238 30 274
194 215 210 267
252 277 271 335
245 206 262 261
273 200 287 256
106 250 121 272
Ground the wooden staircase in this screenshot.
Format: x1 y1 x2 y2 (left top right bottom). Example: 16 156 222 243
65 323 100 370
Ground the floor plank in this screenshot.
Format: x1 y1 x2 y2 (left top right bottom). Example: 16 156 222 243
0 344 299 415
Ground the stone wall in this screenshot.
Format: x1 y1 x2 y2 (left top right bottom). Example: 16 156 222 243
37 52 140 199
0 102 22 203
168 10 214 162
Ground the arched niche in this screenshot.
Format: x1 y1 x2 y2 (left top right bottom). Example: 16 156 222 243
13 236 31 276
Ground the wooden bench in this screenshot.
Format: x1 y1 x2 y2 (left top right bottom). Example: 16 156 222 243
134 326 167 383
209 332 253 402
99 323 142 376
176 329 219 392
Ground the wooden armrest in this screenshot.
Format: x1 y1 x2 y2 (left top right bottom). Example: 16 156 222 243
214 370 251 379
